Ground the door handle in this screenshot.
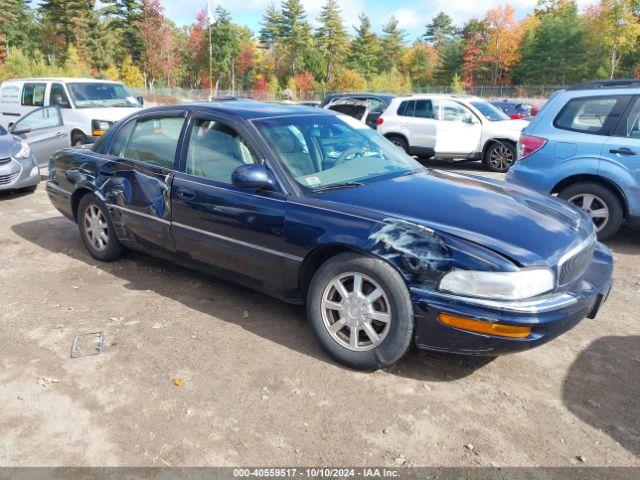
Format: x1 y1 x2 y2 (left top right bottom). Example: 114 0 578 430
610 148 637 156
56 131 66 137
175 187 196 200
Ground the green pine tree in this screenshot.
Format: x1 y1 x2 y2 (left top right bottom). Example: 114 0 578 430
279 0 312 74
347 14 380 80
315 0 350 84
378 15 407 73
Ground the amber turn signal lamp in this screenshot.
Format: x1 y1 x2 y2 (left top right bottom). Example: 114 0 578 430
92 129 106 137
438 313 532 339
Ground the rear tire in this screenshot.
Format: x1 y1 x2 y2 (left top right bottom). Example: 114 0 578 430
306 252 414 371
484 141 516 173
559 182 623 241
77 193 124 261
386 135 409 154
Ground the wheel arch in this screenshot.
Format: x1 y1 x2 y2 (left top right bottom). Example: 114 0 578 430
551 174 629 219
383 132 409 145
482 137 516 159
70 186 105 222
298 243 407 299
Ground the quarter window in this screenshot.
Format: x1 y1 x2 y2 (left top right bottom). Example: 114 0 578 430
397 100 415 117
21 83 46 107
125 116 185 169
554 96 626 135
186 119 257 183
109 120 136 157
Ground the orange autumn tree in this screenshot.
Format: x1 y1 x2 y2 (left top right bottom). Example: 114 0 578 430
483 3 525 85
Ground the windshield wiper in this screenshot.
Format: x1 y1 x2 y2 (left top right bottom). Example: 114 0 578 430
314 182 364 192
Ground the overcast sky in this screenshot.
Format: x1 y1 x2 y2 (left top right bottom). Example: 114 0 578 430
161 0 598 38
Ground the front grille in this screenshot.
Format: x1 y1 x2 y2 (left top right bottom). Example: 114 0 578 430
558 237 596 285
0 157 11 166
0 171 20 186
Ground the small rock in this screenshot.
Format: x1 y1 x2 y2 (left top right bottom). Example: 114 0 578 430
72 285 79 289
423 384 432 391
293 389 301 395
261 394 269 400
465 444 474 451
191 335 197 339
242 310 250 319
394 454 406 465
303 422 309 428
185 408 193 416
576 455 586 463
294 448 299 453
382 428 389 435
172 378 185 387
37 377 59 387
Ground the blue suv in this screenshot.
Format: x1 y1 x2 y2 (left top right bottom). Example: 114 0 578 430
507 80 640 239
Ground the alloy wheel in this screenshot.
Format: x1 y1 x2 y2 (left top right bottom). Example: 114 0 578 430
568 193 610 232
84 204 109 251
488 145 514 171
321 272 392 352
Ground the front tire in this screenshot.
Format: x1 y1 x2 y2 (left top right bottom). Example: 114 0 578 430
559 182 623 240
484 141 516 172
306 252 414 371
72 132 87 147
77 194 124 261
386 135 409 154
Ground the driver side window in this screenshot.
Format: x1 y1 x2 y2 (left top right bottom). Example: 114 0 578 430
14 106 62 131
437 100 474 123
186 118 257 184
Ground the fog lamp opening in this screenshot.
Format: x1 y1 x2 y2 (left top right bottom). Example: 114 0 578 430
438 313 531 338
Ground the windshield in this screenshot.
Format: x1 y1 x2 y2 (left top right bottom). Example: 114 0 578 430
254 114 423 190
67 83 139 109
471 101 511 121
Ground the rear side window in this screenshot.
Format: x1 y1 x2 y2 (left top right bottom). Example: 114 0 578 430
414 100 434 119
22 83 46 106
554 96 627 135
125 116 185 169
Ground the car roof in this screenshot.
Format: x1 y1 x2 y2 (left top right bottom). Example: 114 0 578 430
394 93 483 102
3 77 123 84
324 92 396 101
146 101 335 120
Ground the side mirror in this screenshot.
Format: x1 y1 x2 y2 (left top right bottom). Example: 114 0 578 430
136 96 144 107
10 124 32 135
232 164 276 191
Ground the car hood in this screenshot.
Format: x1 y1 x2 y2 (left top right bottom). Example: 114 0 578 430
313 170 594 267
484 119 529 139
75 107 142 123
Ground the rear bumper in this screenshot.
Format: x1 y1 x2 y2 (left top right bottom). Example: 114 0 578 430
410 242 614 355
506 162 557 193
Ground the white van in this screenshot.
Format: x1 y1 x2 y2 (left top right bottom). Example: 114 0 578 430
0 78 143 146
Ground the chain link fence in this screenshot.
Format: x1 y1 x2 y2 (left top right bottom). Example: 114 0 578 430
130 85 565 106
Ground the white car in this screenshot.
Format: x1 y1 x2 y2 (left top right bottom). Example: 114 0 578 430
0 77 143 147
377 94 529 172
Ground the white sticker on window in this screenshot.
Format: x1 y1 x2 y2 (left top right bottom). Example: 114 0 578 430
305 176 322 187
337 114 369 130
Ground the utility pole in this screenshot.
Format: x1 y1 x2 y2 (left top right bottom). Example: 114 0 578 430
208 0 215 100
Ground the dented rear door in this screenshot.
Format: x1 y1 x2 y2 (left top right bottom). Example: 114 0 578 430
99 111 188 253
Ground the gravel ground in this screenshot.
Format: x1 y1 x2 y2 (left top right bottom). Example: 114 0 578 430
0 162 638 467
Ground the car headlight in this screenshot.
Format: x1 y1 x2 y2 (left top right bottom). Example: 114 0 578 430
91 120 113 136
438 267 555 301
15 140 31 158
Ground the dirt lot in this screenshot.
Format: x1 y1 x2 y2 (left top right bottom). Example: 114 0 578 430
0 161 638 467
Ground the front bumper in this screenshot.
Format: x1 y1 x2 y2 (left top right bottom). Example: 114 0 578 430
0 157 40 191
410 242 614 355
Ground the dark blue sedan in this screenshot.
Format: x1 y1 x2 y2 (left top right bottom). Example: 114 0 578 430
46 102 614 370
